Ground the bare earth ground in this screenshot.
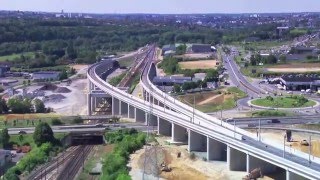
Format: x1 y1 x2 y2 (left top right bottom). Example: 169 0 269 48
177 53 214 59
251 129 320 158
266 63 320 73
45 79 88 115
178 91 219 105
69 64 89 71
197 94 223 106
132 82 143 99
178 60 218 70
129 136 247 180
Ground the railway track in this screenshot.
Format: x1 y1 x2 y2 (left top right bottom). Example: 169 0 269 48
57 145 93 180
118 45 155 87
27 146 80 180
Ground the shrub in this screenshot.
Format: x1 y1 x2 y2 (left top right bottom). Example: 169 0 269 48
72 116 83 124
4 143 54 179
51 118 63 125
101 129 146 180
189 152 196 160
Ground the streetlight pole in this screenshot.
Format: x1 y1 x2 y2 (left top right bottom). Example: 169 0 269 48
259 118 261 141
309 135 312 165
283 134 286 158
193 95 195 124
233 120 236 138
220 109 223 126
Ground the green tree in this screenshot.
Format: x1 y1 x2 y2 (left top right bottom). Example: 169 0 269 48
7 98 32 114
33 99 46 113
173 84 181 93
265 54 278 64
33 122 55 147
205 69 218 82
0 97 8 113
59 70 68 80
0 128 10 148
19 134 24 144
51 118 63 125
279 54 287 63
176 44 187 55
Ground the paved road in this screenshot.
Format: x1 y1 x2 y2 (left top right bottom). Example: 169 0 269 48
222 54 265 98
227 115 320 127
139 48 320 175
7 123 151 135
245 126 320 135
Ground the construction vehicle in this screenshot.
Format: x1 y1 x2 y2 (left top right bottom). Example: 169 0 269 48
243 168 263 180
160 162 172 172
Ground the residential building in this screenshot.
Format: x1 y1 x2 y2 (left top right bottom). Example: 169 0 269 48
0 66 10 77
0 149 11 168
162 44 176 56
189 44 213 53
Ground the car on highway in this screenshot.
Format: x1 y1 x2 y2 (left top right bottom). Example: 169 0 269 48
267 119 280 123
18 130 27 134
95 123 104 127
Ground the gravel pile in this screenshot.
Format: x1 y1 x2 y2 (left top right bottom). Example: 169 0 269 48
39 84 58 91
47 94 66 103
54 87 71 93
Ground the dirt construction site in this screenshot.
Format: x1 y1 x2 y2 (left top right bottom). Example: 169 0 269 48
129 136 247 180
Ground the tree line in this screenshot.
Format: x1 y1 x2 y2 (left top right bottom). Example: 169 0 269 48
0 97 47 115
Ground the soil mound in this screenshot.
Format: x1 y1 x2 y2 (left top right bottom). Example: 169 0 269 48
47 94 66 102
54 87 71 93
39 84 58 91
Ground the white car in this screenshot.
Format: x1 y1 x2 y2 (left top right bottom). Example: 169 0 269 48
287 91 293 94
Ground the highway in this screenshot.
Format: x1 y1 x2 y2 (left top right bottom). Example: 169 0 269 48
222 54 265 98
88 46 320 179
227 115 320 127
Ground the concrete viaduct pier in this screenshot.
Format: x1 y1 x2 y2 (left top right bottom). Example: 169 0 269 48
87 56 318 180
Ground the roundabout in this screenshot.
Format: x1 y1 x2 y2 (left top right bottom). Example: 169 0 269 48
248 95 319 110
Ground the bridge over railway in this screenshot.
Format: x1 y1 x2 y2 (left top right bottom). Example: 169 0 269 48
87 45 320 180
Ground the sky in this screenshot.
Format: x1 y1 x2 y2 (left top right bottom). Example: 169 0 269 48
0 0 320 14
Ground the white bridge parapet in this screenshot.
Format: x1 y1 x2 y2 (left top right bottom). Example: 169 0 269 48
87 47 320 180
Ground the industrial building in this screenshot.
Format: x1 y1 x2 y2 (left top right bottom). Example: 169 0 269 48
279 75 320 91
32 71 60 82
188 44 215 53
153 76 194 86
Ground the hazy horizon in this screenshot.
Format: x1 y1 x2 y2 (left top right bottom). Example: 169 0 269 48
1 0 320 14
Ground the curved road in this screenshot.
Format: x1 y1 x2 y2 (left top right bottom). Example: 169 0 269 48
88 47 320 179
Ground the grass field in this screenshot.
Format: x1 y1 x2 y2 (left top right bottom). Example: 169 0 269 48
178 60 218 70
251 110 289 117
179 87 247 113
0 52 34 62
118 57 135 67
251 96 316 108
0 113 81 129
